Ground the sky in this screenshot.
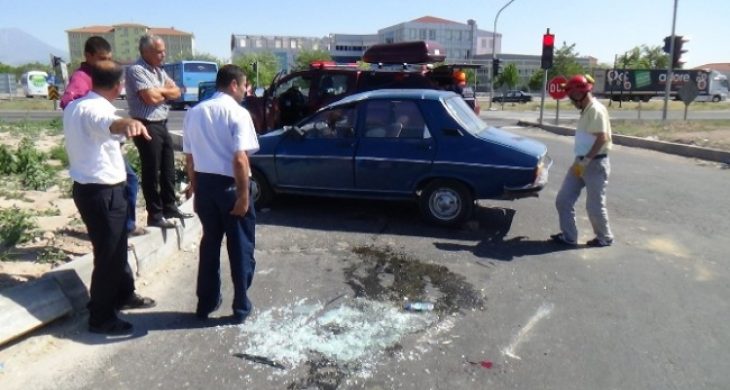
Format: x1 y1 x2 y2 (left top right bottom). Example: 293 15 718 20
1 0 728 67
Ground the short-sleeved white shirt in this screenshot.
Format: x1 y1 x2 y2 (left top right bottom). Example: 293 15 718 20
182 92 259 178
574 98 613 156
63 91 126 184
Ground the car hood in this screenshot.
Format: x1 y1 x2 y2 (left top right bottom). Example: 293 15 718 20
475 127 547 158
256 128 287 154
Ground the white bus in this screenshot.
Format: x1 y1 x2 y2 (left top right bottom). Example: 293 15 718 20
21 71 49 98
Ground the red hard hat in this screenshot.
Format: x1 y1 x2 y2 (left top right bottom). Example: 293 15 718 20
564 75 593 93
453 70 466 82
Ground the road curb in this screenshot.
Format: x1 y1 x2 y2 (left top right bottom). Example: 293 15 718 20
0 198 201 346
518 120 730 164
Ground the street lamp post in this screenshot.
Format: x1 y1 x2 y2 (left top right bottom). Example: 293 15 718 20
489 0 517 110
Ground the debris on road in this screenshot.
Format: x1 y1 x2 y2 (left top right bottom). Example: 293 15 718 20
233 353 288 370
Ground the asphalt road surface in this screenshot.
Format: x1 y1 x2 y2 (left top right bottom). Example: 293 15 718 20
2 124 729 390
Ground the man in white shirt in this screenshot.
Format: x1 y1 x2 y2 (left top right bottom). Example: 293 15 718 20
182 65 260 323
64 60 156 335
552 75 614 248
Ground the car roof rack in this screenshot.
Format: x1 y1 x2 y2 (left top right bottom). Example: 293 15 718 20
362 41 446 65
310 61 359 70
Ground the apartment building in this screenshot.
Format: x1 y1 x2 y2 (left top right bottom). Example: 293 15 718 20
66 24 194 64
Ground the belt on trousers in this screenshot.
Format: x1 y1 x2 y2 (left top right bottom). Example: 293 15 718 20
73 181 125 189
578 154 607 160
134 118 167 125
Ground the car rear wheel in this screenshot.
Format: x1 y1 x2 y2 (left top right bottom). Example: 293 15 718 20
251 170 273 210
712 95 721 102
419 180 473 227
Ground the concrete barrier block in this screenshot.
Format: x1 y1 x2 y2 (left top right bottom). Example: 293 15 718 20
0 277 72 345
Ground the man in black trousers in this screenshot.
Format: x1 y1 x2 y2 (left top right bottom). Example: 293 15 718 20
126 34 192 228
64 60 156 335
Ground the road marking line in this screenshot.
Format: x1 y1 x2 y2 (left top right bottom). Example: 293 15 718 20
500 126 525 130
502 302 554 360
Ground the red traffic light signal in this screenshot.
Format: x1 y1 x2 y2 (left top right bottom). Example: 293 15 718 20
541 33 555 69
542 34 555 47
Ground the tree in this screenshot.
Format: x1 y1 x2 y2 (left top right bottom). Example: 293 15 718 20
528 70 544 92
495 63 519 90
166 51 223 65
617 45 668 69
549 42 586 80
293 49 332 71
232 52 279 89
13 62 52 79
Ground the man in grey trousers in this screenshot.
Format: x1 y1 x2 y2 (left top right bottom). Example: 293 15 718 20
552 74 614 248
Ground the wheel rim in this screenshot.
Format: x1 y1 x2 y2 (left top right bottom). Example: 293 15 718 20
250 178 260 203
428 187 461 221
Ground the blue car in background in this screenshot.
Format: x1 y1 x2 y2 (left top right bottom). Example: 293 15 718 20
250 89 551 226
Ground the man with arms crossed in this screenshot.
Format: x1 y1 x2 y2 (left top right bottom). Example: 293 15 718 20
64 60 156 335
126 34 192 229
183 65 259 323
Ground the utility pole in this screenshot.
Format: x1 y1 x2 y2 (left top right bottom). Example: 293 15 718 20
489 0 516 110
662 0 679 121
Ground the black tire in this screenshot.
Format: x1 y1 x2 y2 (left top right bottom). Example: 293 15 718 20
419 180 473 227
251 169 273 210
712 95 721 102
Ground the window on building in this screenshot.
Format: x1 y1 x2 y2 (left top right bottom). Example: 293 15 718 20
291 40 297 49
419 29 427 40
240 39 246 47
428 30 436 40
275 40 282 48
256 39 262 48
457 31 462 41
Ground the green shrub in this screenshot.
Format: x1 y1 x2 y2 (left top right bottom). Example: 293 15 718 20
0 207 36 248
49 144 69 167
124 145 141 175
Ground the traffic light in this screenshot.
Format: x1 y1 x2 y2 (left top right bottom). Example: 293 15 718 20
541 33 555 69
662 36 672 54
672 36 688 69
492 58 501 77
52 56 62 67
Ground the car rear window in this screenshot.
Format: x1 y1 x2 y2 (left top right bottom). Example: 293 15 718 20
443 96 488 135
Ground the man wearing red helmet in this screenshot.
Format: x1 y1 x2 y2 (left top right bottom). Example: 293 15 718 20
551 75 614 247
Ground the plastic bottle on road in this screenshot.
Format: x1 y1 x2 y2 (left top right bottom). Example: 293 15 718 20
403 302 434 312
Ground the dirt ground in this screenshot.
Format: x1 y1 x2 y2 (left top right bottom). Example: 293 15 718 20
0 131 148 290
1 122 729 291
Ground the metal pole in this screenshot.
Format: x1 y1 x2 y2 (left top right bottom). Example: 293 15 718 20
662 0 679 121
489 0 516 110
555 99 560 125
539 69 548 125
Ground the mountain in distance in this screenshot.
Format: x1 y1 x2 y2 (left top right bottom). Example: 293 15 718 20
0 28 68 66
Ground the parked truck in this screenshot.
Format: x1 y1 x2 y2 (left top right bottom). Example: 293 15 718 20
590 68 729 102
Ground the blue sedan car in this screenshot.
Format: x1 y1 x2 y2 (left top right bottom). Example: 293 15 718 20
250 89 551 226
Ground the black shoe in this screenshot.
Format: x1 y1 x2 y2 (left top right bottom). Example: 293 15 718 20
89 318 134 335
550 233 577 246
586 237 613 247
231 312 249 325
164 208 193 219
196 297 222 319
148 217 176 228
119 294 157 310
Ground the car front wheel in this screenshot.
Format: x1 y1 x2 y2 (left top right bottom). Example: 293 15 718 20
251 170 273 210
419 180 473 227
